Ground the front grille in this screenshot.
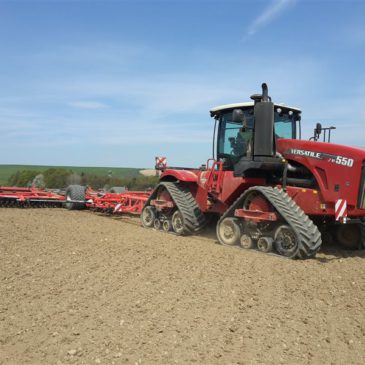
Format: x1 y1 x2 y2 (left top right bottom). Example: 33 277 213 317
358 161 365 209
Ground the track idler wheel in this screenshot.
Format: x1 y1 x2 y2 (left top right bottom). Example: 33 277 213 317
274 225 299 258
141 206 156 228
171 210 186 235
257 237 273 253
240 234 254 249
216 217 241 246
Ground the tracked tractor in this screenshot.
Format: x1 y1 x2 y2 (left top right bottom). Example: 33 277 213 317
141 83 365 259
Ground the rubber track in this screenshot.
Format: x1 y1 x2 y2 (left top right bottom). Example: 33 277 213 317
144 182 206 234
219 186 322 259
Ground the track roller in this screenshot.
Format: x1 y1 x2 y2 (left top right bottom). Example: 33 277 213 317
162 219 172 232
153 218 161 230
240 234 254 249
257 237 273 253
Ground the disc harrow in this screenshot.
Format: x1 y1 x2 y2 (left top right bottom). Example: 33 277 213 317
64 185 151 215
0 187 65 208
89 191 150 214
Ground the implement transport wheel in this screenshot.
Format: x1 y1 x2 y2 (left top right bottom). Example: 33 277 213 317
257 236 273 253
65 185 86 210
335 224 361 250
141 206 156 228
216 217 241 246
274 225 299 258
171 210 185 235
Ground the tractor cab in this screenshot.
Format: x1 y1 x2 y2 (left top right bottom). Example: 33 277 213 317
210 84 302 177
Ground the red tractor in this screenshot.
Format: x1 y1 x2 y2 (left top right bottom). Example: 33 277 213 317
141 83 365 259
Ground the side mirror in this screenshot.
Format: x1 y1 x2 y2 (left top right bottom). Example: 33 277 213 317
315 122 322 135
232 109 245 123
311 122 322 141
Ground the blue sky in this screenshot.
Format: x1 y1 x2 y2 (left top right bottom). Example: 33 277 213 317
1 0 365 168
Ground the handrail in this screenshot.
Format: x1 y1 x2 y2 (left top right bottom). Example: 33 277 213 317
206 159 223 194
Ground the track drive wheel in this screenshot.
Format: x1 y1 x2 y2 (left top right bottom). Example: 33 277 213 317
216 217 241 246
335 224 361 250
141 206 156 228
274 225 298 258
65 185 86 210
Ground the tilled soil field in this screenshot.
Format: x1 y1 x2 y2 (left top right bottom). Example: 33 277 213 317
1 209 365 365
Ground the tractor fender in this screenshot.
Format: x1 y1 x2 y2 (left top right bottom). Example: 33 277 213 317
160 169 198 183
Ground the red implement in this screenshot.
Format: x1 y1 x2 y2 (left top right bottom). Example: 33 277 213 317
0 186 65 207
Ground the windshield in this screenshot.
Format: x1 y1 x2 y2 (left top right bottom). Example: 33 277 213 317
274 112 296 139
217 109 296 161
217 110 254 162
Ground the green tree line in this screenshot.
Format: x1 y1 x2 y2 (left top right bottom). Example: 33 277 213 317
7 168 158 190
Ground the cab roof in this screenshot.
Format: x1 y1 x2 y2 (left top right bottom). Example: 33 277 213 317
209 101 301 117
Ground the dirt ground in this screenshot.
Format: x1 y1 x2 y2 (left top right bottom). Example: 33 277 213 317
1 208 365 365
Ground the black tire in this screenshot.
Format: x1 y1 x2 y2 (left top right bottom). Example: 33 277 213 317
361 223 365 249
141 206 156 228
110 186 126 194
335 224 361 250
65 185 86 210
216 217 241 246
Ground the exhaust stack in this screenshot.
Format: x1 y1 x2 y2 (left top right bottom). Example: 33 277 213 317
252 83 275 157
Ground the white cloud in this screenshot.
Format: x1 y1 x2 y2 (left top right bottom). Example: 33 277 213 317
246 0 296 37
2 38 365 166
69 101 108 109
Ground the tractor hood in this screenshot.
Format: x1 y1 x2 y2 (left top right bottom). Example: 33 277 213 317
277 139 365 164
277 138 365 207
